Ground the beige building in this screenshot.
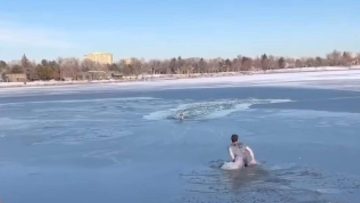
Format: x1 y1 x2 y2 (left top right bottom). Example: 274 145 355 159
5 73 27 82
124 58 133 65
85 52 113 64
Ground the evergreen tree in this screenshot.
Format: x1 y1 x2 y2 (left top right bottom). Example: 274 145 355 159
278 57 286 69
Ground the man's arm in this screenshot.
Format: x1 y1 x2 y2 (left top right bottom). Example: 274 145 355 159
245 146 257 165
229 147 235 162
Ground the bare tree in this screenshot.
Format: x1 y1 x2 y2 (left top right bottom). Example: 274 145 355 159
81 59 104 72
0 60 8 74
261 54 269 71
147 60 160 74
2 50 359 81
278 57 286 69
327 50 342 66
21 54 36 80
58 58 80 80
10 64 24 74
314 57 323 67
241 57 252 71
356 53 360 65
342 51 352 66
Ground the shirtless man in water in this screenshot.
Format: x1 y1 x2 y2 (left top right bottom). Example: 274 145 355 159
228 134 257 167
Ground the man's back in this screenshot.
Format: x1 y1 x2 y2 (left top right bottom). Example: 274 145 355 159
229 142 256 166
229 142 247 161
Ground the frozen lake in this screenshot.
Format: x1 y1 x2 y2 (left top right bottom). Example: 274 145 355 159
1 81 360 202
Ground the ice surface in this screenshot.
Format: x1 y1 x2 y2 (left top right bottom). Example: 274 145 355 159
1 75 360 203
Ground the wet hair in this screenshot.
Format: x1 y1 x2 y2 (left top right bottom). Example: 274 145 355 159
231 134 239 143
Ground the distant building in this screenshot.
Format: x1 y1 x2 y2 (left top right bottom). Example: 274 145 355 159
85 52 113 64
124 58 133 65
4 73 27 82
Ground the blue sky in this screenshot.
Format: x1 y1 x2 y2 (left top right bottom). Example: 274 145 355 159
0 0 359 61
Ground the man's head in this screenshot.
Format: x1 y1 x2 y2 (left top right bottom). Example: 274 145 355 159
231 134 239 143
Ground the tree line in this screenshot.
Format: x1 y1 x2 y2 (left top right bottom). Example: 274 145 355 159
1 50 359 81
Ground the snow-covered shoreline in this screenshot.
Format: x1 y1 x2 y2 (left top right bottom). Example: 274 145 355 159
1 66 360 92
